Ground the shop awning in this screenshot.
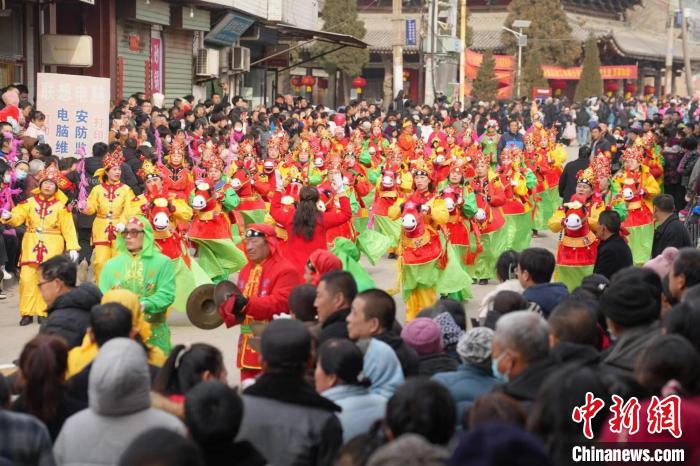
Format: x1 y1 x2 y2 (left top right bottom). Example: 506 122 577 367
248 22 367 71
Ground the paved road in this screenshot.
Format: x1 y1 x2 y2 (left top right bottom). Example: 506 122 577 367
0 144 576 383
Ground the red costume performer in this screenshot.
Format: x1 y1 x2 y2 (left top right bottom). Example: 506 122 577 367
161 141 195 201
269 188 353 276
218 224 302 380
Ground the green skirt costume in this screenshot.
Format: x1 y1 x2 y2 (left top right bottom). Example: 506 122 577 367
533 188 560 231
170 256 213 312
372 215 402 249
504 211 533 251
468 227 508 281
191 238 247 283
627 223 654 266
555 264 594 292
331 237 376 292
240 209 267 227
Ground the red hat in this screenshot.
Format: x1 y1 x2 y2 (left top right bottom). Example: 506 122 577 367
307 249 342 285
245 223 279 256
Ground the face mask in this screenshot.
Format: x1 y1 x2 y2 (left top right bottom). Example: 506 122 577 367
16 171 27 180
3 174 10 183
491 353 509 383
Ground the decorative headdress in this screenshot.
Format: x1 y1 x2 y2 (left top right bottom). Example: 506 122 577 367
137 159 162 181
411 158 433 177
103 146 125 170
576 167 595 188
37 162 62 185
621 145 643 164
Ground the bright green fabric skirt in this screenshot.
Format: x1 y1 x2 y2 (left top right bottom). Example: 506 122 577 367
372 215 401 249
356 228 392 265
192 238 247 282
402 238 472 301
533 188 560 231
627 223 654 266
469 227 508 281
555 264 594 292
332 237 376 292
240 209 266 226
504 211 533 251
170 256 213 312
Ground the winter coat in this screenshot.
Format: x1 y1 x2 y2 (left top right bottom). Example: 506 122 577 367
601 321 661 379
238 374 343 466
593 233 633 279
374 330 420 377
416 353 459 377
318 308 351 346
322 384 387 443
53 339 185 466
651 214 693 259
362 338 405 399
40 283 103 348
432 364 497 424
522 283 569 318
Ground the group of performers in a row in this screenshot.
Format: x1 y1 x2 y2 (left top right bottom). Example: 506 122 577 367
1 111 665 336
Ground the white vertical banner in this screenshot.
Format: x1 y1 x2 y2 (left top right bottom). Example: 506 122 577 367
37 73 111 158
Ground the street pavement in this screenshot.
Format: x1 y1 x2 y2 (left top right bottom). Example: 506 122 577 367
0 144 577 384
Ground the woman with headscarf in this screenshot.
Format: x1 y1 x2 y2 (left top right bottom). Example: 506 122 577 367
66 289 166 377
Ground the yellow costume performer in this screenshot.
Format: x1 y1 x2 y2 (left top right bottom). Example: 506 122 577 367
80 147 134 285
1 164 79 321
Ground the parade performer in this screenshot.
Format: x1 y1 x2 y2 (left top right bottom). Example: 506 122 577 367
479 119 500 166
341 147 372 232
78 147 134 285
637 131 664 188
391 200 471 320
612 145 660 265
498 147 535 251
228 142 272 225
206 156 246 245
549 194 599 291
439 160 480 293
189 179 247 282
371 167 404 256
217 224 302 380
160 141 195 202
397 120 417 160
1 164 80 325
128 159 193 229
99 216 175 354
269 185 352 276
145 196 211 312
523 131 552 231
468 151 508 284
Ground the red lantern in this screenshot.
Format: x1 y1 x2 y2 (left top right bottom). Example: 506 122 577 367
352 76 367 94
604 80 619 96
624 82 636 96
317 77 328 90
290 75 303 91
549 79 566 97
644 85 656 96
301 75 316 92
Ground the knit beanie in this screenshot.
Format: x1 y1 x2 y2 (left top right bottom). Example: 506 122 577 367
433 312 464 347
644 247 679 279
457 327 494 365
401 318 443 356
600 277 660 327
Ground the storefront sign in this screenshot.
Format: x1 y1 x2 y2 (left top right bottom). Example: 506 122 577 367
128 33 141 52
406 19 417 46
37 73 110 158
204 11 254 47
541 65 638 80
150 37 163 94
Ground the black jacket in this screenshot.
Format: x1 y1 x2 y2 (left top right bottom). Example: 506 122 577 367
201 441 267 466
40 283 103 348
498 357 558 410
593 234 633 279
651 214 693 258
318 308 351 345
374 330 420 377
417 353 459 377
559 155 590 201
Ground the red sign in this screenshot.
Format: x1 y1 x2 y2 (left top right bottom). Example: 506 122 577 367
128 33 140 52
150 37 163 94
542 65 638 80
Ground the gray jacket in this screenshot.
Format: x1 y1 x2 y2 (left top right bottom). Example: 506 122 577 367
54 338 185 466
601 321 661 379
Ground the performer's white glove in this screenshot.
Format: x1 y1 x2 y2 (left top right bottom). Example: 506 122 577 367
475 208 487 221
421 204 431 214
0 210 10 220
115 222 126 233
68 250 79 263
273 313 292 320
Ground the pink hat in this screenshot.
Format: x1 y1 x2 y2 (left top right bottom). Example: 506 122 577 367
401 317 443 356
644 247 680 278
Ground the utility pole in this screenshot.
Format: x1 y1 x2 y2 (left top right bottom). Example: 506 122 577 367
458 0 467 104
424 0 435 105
392 0 403 103
679 0 694 95
664 0 676 96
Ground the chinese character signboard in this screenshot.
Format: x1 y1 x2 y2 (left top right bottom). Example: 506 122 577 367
406 19 417 46
37 73 110 158
541 65 638 80
150 38 163 94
